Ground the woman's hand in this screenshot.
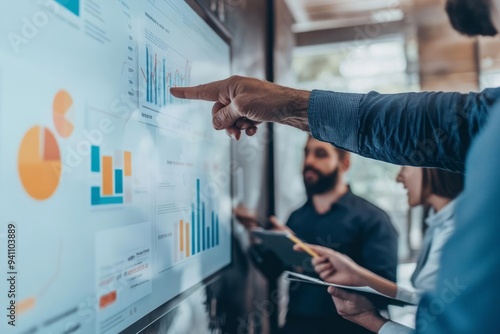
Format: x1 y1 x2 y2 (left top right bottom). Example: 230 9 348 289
294 243 368 286
328 287 388 333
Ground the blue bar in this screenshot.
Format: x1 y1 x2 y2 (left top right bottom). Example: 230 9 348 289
197 179 201 253
216 215 219 246
146 46 149 102
207 227 211 249
191 203 196 255
115 169 123 194
202 202 206 251
163 59 166 106
211 211 215 249
155 56 158 106
149 54 153 103
169 74 173 103
91 187 123 205
91 146 100 172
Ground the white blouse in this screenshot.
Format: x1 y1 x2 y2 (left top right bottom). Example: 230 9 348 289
379 200 456 334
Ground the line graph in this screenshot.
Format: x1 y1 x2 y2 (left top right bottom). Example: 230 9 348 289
140 44 191 109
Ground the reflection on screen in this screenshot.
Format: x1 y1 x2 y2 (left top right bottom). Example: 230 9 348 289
0 1 232 333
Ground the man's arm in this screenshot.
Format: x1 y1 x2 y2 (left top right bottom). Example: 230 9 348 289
309 89 500 173
171 77 500 172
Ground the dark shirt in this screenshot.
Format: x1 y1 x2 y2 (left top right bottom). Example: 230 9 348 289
251 189 398 333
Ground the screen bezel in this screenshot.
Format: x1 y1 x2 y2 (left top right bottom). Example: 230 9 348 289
121 1 234 333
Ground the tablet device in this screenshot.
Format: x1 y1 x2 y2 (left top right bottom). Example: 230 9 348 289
250 229 312 268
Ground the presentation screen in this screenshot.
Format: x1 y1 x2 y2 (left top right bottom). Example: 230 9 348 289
0 1 232 333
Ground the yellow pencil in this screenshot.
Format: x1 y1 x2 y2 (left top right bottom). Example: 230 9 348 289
287 233 320 258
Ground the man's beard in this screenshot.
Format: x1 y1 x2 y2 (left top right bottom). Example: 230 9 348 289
303 166 339 196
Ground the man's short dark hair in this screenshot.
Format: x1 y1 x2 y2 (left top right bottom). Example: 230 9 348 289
446 0 498 36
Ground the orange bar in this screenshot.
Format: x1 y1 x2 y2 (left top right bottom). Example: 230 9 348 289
102 156 113 195
124 151 132 176
99 290 117 309
180 220 184 252
186 223 190 257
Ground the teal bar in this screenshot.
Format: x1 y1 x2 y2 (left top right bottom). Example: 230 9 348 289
216 215 219 246
55 0 80 16
211 211 215 249
115 169 123 194
207 227 211 249
197 179 201 252
192 203 196 255
202 202 206 251
91 187 123 205
91 146 100 172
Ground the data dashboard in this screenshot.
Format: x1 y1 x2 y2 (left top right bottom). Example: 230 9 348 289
0 1 232 333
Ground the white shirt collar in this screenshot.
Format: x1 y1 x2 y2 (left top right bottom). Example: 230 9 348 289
425 199 456 228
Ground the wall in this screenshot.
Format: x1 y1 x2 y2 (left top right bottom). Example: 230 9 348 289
413 0 479 92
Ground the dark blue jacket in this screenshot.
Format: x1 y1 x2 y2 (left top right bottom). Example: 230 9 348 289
309 88 500 172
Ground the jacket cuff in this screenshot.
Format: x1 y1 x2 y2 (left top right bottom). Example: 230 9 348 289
308 90 363 153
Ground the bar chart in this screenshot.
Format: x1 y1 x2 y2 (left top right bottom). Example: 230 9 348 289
157 178 221 271
90 145 133 206
141 44 192 109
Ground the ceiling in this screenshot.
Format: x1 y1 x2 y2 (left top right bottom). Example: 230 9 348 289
284 0 412 32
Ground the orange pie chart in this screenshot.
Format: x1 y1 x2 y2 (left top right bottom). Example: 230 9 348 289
53 90 74 138
18 126 62 200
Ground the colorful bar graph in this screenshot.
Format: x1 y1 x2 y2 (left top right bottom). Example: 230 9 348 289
143 45 191 108
90 146 132 206
172 178 223 263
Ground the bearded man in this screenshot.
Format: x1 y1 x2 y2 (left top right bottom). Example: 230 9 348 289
236 136 398 334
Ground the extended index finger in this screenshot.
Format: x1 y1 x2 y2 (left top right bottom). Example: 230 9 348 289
170 79 227 101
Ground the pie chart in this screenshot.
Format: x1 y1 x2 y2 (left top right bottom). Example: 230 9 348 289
18 126 62 200
53 90 74 138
